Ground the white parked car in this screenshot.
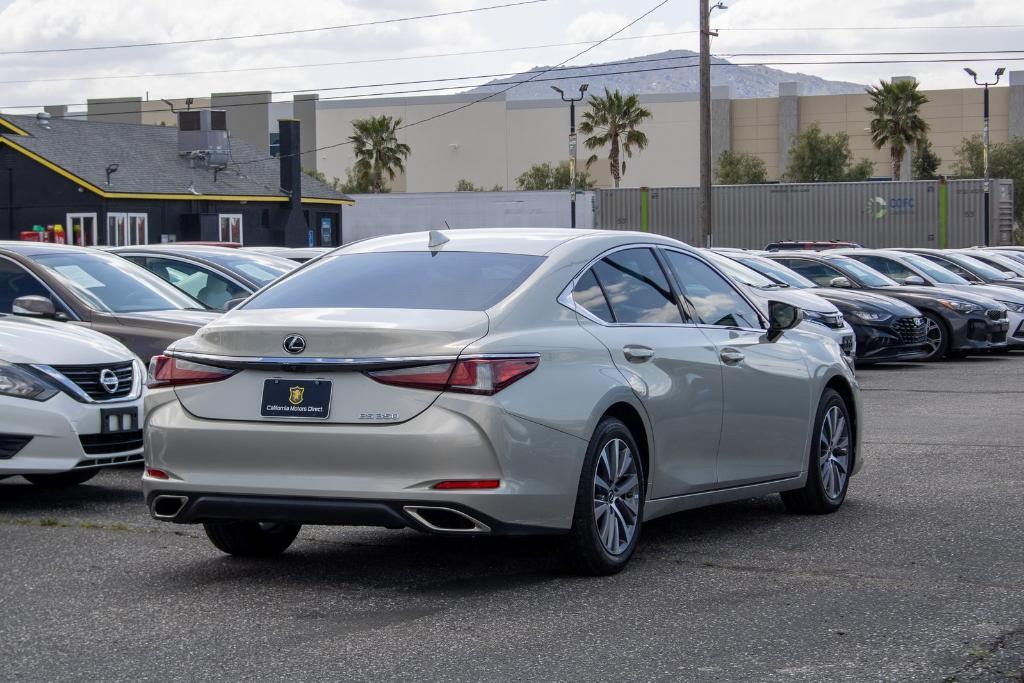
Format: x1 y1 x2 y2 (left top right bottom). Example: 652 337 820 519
701 250 857 358
0 314 145 486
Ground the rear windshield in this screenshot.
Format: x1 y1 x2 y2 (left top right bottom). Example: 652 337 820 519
245 251 544 311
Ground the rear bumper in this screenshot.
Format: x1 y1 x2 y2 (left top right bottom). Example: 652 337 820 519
142 390 588 531
145 490 562 536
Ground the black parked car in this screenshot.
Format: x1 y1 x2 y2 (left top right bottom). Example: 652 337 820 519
716 250 929 364
109 245 295 310
767 252 1009 361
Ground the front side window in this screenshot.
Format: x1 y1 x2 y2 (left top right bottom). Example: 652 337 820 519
246 251 543 312
821 256 900 288
774 258 848 287
590 249 683 324
136 257 247 310
0 259 67 315
664 250 761 328
848 255 918 283
901 254 969 285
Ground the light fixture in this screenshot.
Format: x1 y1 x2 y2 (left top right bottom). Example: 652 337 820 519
105 163 119 186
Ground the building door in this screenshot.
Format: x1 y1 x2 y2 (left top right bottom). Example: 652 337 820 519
105 212 148 245
218 214 243 244
67 213 97 246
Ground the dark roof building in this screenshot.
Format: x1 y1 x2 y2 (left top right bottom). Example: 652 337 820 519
0 111 351 247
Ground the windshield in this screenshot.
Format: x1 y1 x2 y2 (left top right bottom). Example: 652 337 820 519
33 251 203 313
246 251 544 311
824 256 900 287
975 252 1024 277
734 256 815 289
191 251 295 287
948 253 1013 281
702 251 778 288
902 253 970 285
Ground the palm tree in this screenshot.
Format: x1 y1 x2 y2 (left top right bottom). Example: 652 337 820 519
579 89 652 188
348 115 411 193
866 79 930 181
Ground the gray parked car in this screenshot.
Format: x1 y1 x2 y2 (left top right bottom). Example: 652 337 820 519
109 245 295 310
143 229 862 575
0 242 219 362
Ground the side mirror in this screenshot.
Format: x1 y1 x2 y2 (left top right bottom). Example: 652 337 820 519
829 276 852 289
766 301 802 342
12 295 57 319
903 275 926 286
223 297 246 311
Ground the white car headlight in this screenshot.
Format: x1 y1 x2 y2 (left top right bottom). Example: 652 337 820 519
0 360 59 401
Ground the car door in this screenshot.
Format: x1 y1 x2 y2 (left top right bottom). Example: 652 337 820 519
568 247 724 498
661 248 813 486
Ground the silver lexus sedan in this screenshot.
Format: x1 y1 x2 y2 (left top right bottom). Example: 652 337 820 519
143 229 863 574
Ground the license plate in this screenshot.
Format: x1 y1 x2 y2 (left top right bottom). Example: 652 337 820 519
261 379 332 419
101 407 138 433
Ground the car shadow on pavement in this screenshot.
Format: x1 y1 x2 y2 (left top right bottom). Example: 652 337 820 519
150 494 852 595
0 478 140 514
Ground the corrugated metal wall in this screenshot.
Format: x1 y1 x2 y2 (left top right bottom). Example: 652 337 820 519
596 180 1015 248
341 190 596 243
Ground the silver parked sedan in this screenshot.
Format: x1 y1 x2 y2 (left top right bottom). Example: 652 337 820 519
143 229 863 574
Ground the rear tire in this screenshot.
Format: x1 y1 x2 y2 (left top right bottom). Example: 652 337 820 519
566 417 645 576
23 469 99 487
203 521 301 557
921 312 949 361
781 388 852 515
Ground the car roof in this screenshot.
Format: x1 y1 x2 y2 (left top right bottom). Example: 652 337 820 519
0 241 102 257
337 228 687 257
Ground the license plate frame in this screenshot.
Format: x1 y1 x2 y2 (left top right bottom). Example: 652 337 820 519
100 406 139 434
260 378 333 420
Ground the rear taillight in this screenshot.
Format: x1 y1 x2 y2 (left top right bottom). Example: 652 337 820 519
148 355 236 388
366 356 538 396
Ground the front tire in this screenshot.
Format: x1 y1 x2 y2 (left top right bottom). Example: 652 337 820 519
567 417 645 575
921 312 949 361
203 521 301 557
23 469 99 487
781 388 852 514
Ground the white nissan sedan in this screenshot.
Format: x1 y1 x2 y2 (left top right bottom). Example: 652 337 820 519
0 311 145 486
144 229 862 574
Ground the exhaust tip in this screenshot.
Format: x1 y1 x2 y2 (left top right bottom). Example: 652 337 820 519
151 495 188 520
403 506 491 534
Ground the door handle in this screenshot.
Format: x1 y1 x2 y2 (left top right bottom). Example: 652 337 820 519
623 345 654 363
720 348 745 364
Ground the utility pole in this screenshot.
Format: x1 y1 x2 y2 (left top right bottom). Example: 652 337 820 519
699 2 725 248
552 84 589 229
964 66 1005 246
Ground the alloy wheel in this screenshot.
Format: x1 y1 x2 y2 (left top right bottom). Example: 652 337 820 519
593 437 640 555
924 317 943 357
818 405 850 500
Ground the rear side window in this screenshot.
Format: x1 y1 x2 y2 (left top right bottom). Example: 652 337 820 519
591 248 683 324
246 251 544 311
571 270 614 322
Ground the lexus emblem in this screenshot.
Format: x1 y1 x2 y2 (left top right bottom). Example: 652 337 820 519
99 368 120 394
283 334 306 354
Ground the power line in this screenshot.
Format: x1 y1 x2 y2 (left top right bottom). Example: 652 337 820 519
4 42 1021 87
0 0 551 56
719 24 1024 32
5 54 1024 118
0 30 701 86
235 0 674 164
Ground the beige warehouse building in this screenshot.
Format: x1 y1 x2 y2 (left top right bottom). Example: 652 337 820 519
58 71 1023 191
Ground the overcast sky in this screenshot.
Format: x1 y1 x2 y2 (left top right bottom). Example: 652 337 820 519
0 0 1020 115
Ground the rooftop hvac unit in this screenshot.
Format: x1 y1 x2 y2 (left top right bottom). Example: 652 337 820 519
177 110 230 167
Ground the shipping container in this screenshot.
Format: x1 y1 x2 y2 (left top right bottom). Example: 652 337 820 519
341 190 596 243
595 179 1015 248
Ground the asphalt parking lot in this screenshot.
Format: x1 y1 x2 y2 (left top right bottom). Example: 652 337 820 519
1 355 1022 682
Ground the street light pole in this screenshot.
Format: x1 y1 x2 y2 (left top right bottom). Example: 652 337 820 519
964 66 1005 246
552 84 589 229
699 2 725 248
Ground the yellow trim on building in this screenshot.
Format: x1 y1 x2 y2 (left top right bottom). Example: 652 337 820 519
0 117 29 136
0 135 353 206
